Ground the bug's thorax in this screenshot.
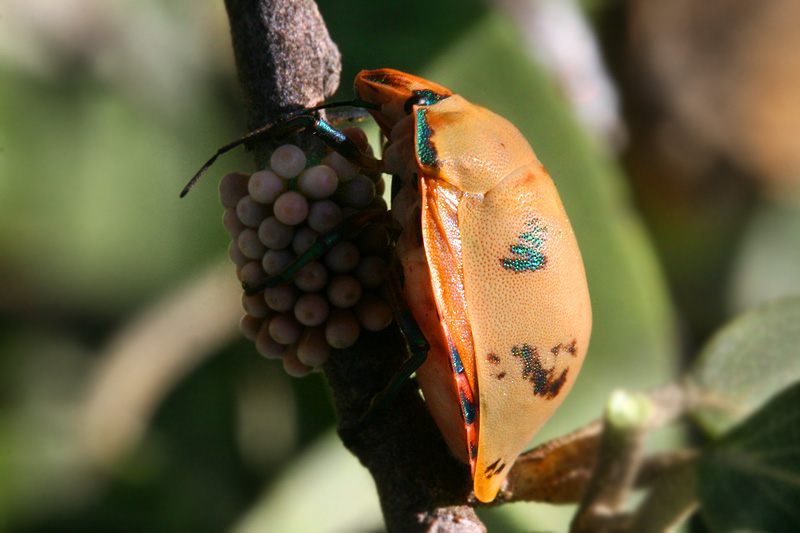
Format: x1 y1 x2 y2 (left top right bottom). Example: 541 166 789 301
354 69 454 131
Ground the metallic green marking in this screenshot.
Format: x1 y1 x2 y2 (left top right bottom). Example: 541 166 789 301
460 389 476 425
500 218 548 273
450 340 465 375
415 108 438 168
413 89 449 106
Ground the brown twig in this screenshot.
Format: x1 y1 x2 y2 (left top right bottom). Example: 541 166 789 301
224 0 340 166
503 421 603 504
502 383 693 508
495 383 700 530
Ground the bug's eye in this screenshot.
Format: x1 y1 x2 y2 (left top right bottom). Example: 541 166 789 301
403 95 429 114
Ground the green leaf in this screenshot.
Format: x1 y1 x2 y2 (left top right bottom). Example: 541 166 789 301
698 381 800 532
688 297 800 436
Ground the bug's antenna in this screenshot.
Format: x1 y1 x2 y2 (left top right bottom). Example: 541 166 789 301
179 99 379 198
310 99 379 113
180 127 267 197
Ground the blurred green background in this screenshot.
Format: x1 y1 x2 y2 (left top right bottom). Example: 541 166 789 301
2 0 799 531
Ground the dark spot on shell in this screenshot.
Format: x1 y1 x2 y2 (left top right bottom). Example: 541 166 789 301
484 459 508 478
546 369 568 398
415 108 439 169
511 343 570 399
566 339 578 356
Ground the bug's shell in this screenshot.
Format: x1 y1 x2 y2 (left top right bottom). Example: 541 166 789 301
355 69 592 503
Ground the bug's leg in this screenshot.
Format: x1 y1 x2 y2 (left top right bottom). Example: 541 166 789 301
243 209 390 296
270 106 381 173
358 261 430 427
306 118 382 173
296 100 381 171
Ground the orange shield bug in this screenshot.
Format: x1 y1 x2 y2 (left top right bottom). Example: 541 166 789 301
354 69 592 502
183 69 592 504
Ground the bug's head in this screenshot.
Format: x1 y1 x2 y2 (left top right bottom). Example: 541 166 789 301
354 69 453 133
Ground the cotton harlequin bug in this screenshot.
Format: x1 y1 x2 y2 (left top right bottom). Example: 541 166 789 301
183 69 592 503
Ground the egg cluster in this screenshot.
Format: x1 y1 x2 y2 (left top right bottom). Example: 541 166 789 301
220 128 394 377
